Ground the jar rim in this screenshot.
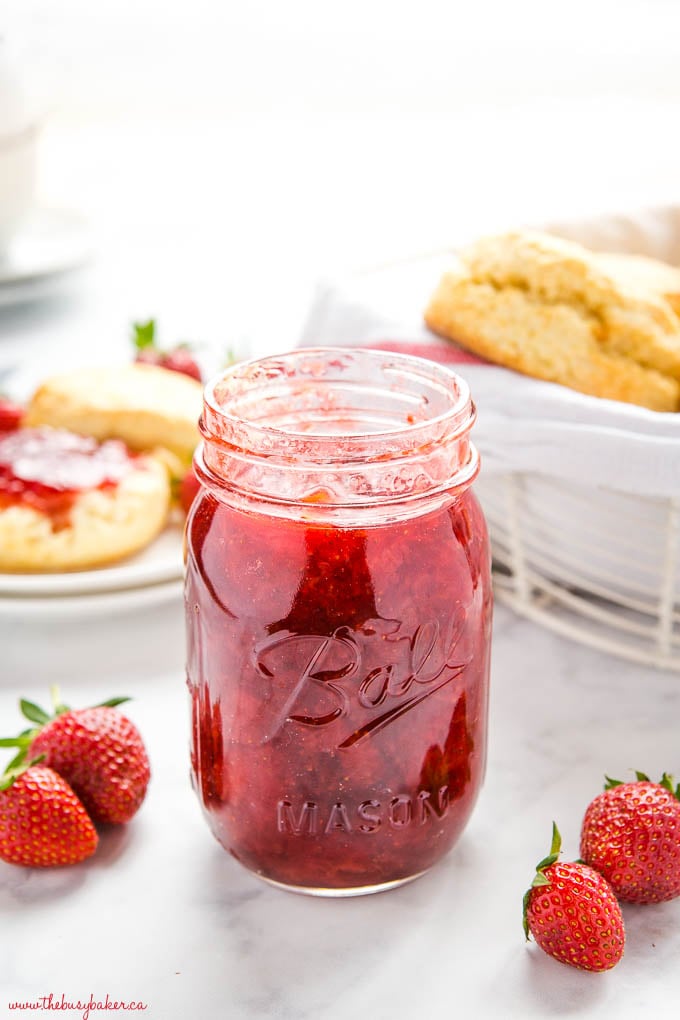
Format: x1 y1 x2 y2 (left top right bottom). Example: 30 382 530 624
202 346 474 462
198 347 479 513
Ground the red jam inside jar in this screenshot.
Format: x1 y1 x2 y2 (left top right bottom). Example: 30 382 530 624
185 348 492 895
0 427 135 526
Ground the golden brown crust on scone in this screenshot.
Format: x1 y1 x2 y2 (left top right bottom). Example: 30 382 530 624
424 231 680 410
425 270 680 412
0 455 170 572
460 232 680 380
24 364 203 463
594 252 680 318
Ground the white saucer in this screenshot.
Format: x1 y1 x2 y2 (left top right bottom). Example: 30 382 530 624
0 523 185 598
0 206 93 305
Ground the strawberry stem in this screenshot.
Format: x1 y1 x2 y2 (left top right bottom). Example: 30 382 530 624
50 684 71 716
523 822 563 940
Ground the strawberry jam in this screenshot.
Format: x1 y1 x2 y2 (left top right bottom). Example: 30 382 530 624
0 427 135 525
185 348 492 895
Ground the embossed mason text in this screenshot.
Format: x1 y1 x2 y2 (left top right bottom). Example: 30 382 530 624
277 786 450 835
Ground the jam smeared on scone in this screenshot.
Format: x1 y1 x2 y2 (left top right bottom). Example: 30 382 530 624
0 428 137 523
0 427 170 572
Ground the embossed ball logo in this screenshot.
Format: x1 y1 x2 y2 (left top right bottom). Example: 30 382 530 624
255 611 470 750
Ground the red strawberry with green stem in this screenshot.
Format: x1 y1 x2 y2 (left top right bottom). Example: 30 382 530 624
1 688 150 825
0 762 98 867
132 318 203 382
524 822 625 972
580 771 680 904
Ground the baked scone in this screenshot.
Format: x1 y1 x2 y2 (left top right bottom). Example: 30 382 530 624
594 252 680 318
425 231 680 411
0 427 170 572
23 363 203 463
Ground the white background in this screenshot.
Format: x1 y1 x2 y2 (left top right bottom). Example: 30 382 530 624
3 0 680 357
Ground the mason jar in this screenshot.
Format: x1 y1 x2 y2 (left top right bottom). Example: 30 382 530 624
185 347 492 896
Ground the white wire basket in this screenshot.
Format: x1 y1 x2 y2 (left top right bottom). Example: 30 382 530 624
476 473 680 671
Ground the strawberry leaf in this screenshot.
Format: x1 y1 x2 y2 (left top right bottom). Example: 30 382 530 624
522 889 532 940
19 699 50 726
0 770 18 791
3 748 28 773
0 736 32 748
660 773 678 798
132 319 157 351
96 696 132 708
0 754 45 788
635 770 651 782
531 872 551 889
604 775 623 789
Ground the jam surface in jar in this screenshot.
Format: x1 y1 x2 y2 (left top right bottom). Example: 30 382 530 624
0 427 135 525
185 347 492 895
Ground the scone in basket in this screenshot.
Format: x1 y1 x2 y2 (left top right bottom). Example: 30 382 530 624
299 206 680 671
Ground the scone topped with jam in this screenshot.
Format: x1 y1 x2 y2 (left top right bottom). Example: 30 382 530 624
0 426 169 572
24 362 203 464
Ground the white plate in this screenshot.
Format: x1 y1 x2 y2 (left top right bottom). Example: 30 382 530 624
0 206 93 305
0 576 184 620
0 522 185 597
0 577 184 619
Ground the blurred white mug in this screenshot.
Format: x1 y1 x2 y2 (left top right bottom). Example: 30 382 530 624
0 39 39 255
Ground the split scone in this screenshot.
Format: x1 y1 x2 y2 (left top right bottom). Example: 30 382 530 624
424 231 680 411
23 363 203 463
0 427 170 572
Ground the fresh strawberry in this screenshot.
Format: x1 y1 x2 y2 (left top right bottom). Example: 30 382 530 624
0 763 98 867
3 689 150 825
580 772 680 904
156 347 202 381
524 823 625 972
0 396 24 432
179 464 201 515
132 318 202 382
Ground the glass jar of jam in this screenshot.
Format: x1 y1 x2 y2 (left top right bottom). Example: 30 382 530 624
185 347 492 896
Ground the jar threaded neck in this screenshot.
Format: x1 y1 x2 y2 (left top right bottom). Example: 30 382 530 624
197 347 479 514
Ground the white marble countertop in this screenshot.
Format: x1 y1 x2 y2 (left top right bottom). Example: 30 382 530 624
2 21 680 1004
2 598 680 1019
